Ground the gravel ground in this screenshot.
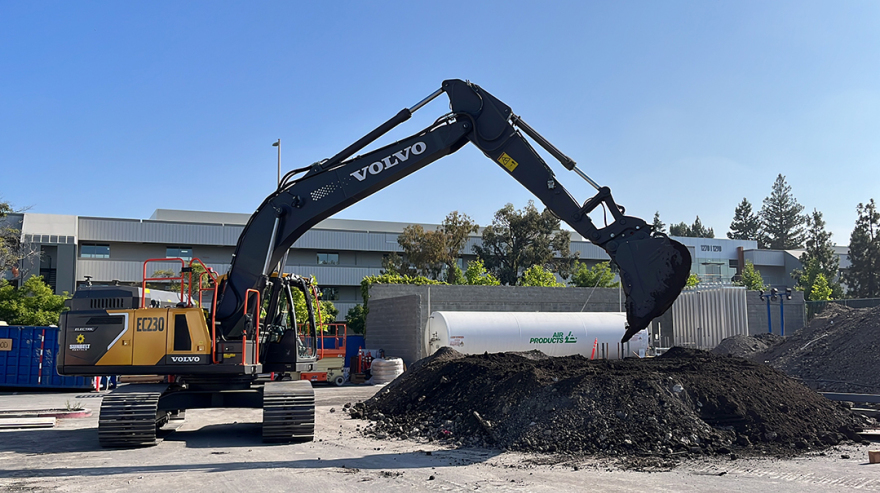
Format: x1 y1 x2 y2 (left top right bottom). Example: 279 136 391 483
2 385 880 492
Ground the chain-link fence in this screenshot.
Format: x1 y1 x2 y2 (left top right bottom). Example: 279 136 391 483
805 298 880 321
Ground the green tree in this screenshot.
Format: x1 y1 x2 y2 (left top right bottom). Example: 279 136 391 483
569 261 618 288
727 198 762 241
685 273 701 288
734 260 765 291
518 265 564 287
0 198 37 279
387 211 478 280
284 277 337 331
463 259 500 286
792 209 842 299
843 199 880 298
760 174 806 249
652 211 666 235
474 201 577 285
446 263 465 285
0 276 68 325
809 273 832 301
345 304 366 334
320 300 339 324
669 216 714 238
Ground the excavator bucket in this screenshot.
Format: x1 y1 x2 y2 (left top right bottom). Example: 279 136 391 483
607 235 692 343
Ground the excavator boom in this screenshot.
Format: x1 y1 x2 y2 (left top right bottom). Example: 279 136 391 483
215 79 691 343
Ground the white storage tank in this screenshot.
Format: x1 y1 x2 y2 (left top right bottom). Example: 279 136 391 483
424 311 648 360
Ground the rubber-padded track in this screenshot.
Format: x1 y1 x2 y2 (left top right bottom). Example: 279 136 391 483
98 385 168 448
262 380 315 443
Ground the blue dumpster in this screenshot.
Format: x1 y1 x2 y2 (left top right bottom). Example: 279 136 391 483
0 326 92 389
345 334 365 368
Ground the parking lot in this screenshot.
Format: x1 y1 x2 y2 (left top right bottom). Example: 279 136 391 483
1 384 880 492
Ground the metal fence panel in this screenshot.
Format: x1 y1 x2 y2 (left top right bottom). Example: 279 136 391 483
671 284 749 349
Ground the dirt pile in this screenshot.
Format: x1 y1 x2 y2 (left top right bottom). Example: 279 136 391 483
349 347 867 460
756 304 880 393
711 333 783 360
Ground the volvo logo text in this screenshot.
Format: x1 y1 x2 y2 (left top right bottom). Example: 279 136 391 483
349 142 427 182
170 356 201 363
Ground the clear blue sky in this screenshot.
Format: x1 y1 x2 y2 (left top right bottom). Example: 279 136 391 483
2 1 878 245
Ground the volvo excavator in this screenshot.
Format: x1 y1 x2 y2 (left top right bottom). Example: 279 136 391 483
57 79 692 447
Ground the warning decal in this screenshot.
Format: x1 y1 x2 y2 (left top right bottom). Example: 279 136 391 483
498 153 519 172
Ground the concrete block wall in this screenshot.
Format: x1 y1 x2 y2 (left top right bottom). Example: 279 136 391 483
361 295 421 365
364 285 626 366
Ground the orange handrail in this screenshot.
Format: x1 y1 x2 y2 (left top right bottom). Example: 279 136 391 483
187 258 218 305
141 258 186 307
315 323 347 359
210 283 219 364
244 288 261 366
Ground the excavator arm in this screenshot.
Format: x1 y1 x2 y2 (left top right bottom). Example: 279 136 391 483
214 79 691 343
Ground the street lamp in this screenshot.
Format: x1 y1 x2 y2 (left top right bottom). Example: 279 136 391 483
759 287 793 335
272 139 280 186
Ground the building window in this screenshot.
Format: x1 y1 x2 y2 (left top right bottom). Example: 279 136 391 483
167 246 193 261
703 263 722 278
729 259 738 269
320 287 339 301
317 252 339 265
80 244 110 259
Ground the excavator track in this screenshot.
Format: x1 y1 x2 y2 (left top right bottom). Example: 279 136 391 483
262 380 315 443
98 384 169 448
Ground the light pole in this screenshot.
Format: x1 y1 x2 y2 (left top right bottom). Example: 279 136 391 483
272 139 280 186
759 287 793 335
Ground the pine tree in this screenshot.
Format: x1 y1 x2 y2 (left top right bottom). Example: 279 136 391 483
652 211 666 235
669 222 689 237
727 198 761 241
760 174 806 249
669 216 714 238
843 199 880 298
690 216 714 238
792 209 842 299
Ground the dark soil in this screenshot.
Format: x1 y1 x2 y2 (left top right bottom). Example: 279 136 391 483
348 347 868 466
757 304 880 393
711 333 783 360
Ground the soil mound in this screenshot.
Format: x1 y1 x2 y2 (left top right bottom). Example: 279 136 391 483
711 333 783 360
350 347 867 460
758 304 880 393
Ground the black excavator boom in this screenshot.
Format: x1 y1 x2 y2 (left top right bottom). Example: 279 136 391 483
214 79 691 344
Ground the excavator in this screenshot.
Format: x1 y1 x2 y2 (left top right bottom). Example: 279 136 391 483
57 79 692 447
